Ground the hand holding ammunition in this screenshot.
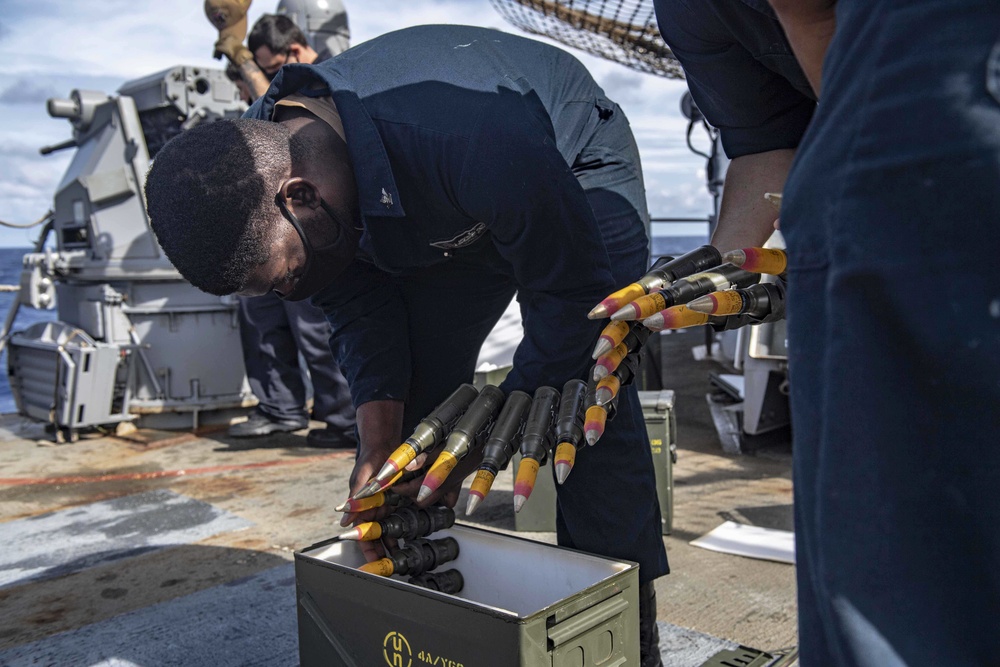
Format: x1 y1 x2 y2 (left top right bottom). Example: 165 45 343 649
417 385 505 503
620 262 759 323
339 505 455 542
587 245 724 320
354 384 479 502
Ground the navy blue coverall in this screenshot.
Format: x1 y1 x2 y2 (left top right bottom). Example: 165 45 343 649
246 25 669 583
654 0 814 160
657 1 1000 664
783 1 1000 664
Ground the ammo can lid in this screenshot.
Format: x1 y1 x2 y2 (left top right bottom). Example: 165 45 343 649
638 389 675 414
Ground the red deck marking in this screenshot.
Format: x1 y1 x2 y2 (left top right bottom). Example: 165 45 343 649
0 451 354 487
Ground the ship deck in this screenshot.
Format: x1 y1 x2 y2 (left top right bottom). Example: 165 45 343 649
0 330 797 666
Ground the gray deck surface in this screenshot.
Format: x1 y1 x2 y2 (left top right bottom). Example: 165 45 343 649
0 328 796 666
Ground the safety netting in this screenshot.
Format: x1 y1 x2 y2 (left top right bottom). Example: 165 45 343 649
489 0 684 79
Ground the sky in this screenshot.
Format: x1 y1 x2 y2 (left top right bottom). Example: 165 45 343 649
0 0 714 248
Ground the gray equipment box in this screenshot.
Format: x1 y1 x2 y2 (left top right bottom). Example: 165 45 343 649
8 321 135 432
296 523 639 666
514 389 676 535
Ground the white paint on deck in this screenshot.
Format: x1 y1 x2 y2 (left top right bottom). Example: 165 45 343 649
0 489 252 588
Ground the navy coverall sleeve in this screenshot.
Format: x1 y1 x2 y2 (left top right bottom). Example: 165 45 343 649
310 258 411 407
654 0 814 158
457 91 616 392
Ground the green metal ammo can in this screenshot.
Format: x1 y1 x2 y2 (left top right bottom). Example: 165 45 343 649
514 389 676 535
295 523 640 666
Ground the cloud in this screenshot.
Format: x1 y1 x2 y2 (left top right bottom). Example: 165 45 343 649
0 79 62 105
0 0 707 246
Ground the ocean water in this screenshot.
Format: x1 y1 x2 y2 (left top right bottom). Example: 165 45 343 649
0 247 57 414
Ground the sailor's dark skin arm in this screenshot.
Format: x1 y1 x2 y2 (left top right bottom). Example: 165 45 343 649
349 400 407 503
343 400 406 561
344 398 479 561
768 0 837 97
710 148 796 252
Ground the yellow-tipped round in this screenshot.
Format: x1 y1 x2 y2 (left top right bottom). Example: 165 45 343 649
588 282 647 319
691 290 745 315
584 405 609 446
664 305 710 330
353 521 384 542
381 443 418 479
644 305 710 331
722 247 787 275
359 559 394 576
592 320 631 359
553 442 577 485
469 469 496 499
610 291 668 321
467 469 495 515
418 451 459 502
351 478 383 501
338 491 388 514
593 342 628 381
595 375 622 406
513 458 540 504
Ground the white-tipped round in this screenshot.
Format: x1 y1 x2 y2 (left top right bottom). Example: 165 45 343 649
555 462 571 485
592 339 613 359
513 494 527 513
609 303 637 321
642 314 665 332
416 485 433 503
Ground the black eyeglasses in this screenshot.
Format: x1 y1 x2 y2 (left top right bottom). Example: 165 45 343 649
274 192 313 270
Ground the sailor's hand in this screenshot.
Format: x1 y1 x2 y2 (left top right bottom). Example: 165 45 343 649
213 34 254 65
344 443 425 521
345 455 427 562
414 444 485 510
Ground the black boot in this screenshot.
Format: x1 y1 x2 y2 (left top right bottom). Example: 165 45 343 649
639 580 664 667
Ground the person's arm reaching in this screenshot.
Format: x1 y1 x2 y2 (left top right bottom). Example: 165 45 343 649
350 400 405 499
310 258 413 536
711 148 796 252
655 0 816 250
768 0 838 97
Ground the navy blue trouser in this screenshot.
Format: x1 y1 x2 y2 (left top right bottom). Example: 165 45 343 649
238 292 355 432
392 105 669 584
782 2 1000 664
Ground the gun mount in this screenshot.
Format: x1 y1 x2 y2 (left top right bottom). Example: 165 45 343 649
5 66 255 440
